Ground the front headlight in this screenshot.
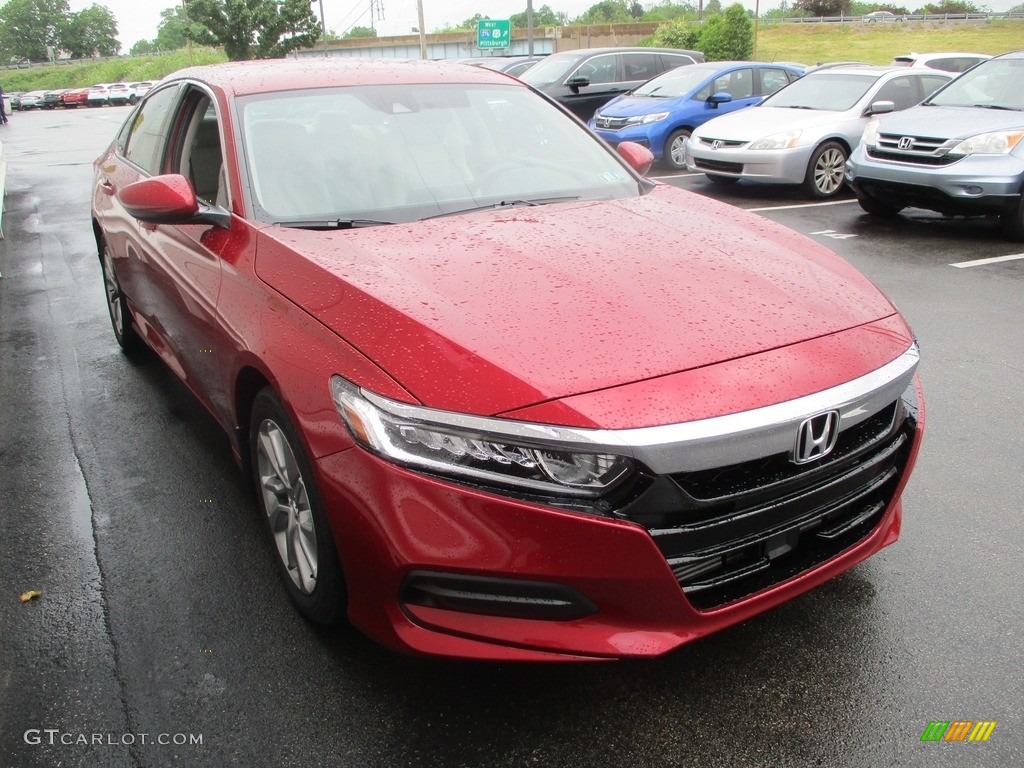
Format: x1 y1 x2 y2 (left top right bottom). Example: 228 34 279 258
330 377 635 499
626 111 670 125
861 119 881 149
948 130 1024 157
749 129 802 150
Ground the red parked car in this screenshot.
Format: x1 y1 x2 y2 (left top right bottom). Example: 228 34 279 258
62 86 90 108
91 59 924 661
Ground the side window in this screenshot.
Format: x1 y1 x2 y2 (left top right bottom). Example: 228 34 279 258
926 57 959 72
660 54 695 75
918 75 950 100
874 76 922 111
178 97 224 206
622 52 659 81
698 69 753 100
122 85 181 175
572 54 618 85
760 68 791 96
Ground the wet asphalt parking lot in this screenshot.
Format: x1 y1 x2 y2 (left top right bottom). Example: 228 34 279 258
0 106 1021 768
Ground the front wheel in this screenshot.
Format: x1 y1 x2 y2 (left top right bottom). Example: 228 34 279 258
250 388 346 625
1000 194 1024 241
803 141 848 198
663 128 692 170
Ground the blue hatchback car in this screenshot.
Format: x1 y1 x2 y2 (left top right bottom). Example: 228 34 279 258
589 61 804 169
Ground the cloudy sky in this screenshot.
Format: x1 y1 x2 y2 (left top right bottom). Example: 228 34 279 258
71 0 1020 51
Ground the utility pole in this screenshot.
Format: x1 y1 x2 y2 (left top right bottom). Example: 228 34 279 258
416 0 426 59
527 0 534 56
315 0 327 57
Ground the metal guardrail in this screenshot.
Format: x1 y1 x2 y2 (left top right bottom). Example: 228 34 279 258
761 11 1024 23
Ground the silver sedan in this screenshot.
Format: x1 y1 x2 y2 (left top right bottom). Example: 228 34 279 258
685 67 952 197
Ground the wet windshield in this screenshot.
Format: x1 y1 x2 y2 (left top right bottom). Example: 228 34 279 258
633 65 719 98
519 53 587 86
762 72 878 111
237 83 641 225
925 57 1024 110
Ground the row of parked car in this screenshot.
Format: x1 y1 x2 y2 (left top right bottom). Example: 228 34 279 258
10 81 156 111
529 46 1020 239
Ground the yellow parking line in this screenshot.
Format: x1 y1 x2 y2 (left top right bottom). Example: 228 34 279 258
950 253 1024 268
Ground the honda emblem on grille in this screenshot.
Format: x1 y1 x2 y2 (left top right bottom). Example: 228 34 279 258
711 140 723 150
898 136 914 150
792 411 841 464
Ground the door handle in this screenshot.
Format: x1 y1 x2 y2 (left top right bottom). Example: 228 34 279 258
99 180 116 196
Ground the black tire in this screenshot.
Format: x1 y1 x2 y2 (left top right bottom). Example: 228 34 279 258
1000 194 1024 241
663 128 692 170
250 388 347 625
802 141 848 198
706 173 739 186
100 239 142 354
855 190 904 217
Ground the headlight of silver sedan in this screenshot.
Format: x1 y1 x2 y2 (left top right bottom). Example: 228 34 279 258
330 377 635 499
749 129 802 150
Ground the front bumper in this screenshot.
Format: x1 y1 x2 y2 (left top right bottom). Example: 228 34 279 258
314 374 925 661
686 141 814 185
847 149 1024 215
591 125 657 156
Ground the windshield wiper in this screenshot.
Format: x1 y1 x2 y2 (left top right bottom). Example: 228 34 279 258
422 196 580 221
273 218 394 229
783 105 818 110
970 104 1018 111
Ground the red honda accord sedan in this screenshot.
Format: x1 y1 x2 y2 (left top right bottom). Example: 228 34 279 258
92 59 924 661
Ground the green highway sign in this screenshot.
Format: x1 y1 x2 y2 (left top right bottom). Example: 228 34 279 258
477 19 511 49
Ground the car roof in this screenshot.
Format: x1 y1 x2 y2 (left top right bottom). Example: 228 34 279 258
166 58 516 97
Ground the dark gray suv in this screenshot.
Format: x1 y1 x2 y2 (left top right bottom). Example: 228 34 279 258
520 47 704 120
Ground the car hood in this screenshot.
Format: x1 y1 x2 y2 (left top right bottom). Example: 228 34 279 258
694 106 854 141
596 95 683 118
876 105 1024 138
255 184 897 420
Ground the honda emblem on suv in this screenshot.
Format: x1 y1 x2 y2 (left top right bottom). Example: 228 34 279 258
792 411 841 464
711 140 723 150
898 136 914 150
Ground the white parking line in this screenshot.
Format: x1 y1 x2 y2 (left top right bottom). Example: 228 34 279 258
950 253 1024 268
654 172 699 180
748 200 859 213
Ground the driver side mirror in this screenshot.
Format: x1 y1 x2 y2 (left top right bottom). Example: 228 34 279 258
566 75 591 92
866 100 895 116
617 141 654 177
118 174 231 229
708 92 733 108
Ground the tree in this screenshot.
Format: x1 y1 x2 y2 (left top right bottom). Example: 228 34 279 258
0 0 70 62
697 3 752 60
793 0 851 15
342 25 376 39
574 0 635 23
645 17 700 48
915 0 981 11
509 5 565 27
184 0 321 60
705 0 723 13
60 4 119 58
645 1 699 22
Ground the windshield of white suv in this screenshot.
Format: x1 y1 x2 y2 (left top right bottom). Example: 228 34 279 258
762 72 878 111
925 57 1024 111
